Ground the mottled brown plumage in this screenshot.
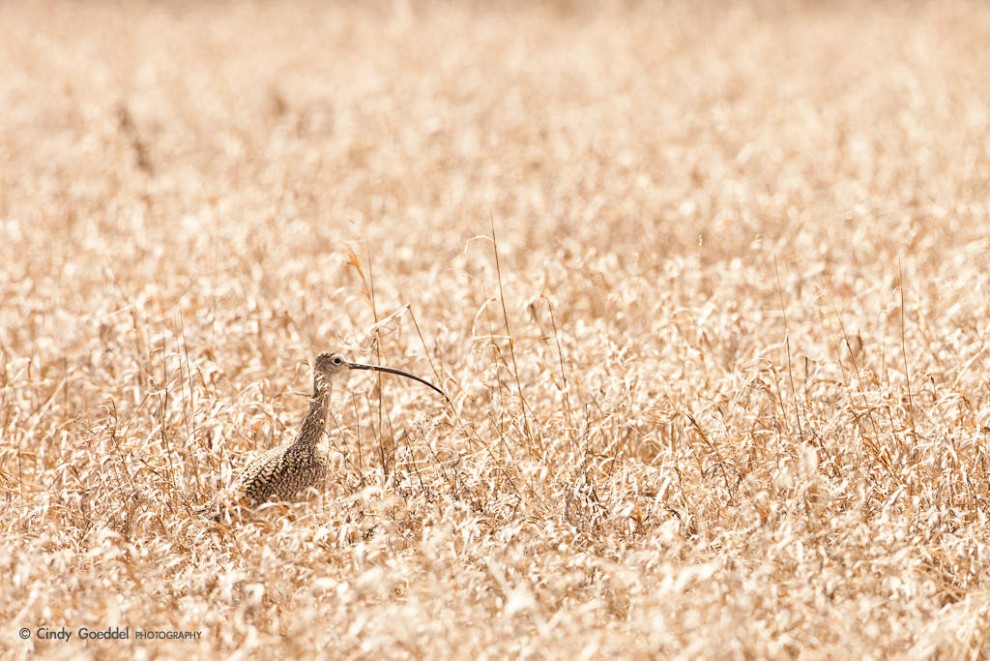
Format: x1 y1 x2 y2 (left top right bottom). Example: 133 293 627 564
236 352 445 507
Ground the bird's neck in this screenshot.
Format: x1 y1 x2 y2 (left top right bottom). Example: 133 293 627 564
295 388 330 446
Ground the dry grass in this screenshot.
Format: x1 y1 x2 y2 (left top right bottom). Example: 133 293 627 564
3 0 990 658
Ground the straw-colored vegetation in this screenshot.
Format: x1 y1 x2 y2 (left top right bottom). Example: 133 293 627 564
3 1 990 658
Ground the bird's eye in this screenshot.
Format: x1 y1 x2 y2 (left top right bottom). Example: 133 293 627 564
332 356 343 365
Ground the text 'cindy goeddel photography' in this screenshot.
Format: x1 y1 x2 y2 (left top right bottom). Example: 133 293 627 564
19 626 202 642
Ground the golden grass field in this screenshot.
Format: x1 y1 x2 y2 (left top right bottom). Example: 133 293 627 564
3 0 990 658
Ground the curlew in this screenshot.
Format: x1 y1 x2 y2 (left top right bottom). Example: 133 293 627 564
236 352 445 506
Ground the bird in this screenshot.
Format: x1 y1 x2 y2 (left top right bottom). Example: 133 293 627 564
235 352 446 507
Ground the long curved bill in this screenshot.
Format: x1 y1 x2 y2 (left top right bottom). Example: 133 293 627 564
348 361 448 400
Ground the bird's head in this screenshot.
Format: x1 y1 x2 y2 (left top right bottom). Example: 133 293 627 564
312 352 351 394
310 351 447 400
